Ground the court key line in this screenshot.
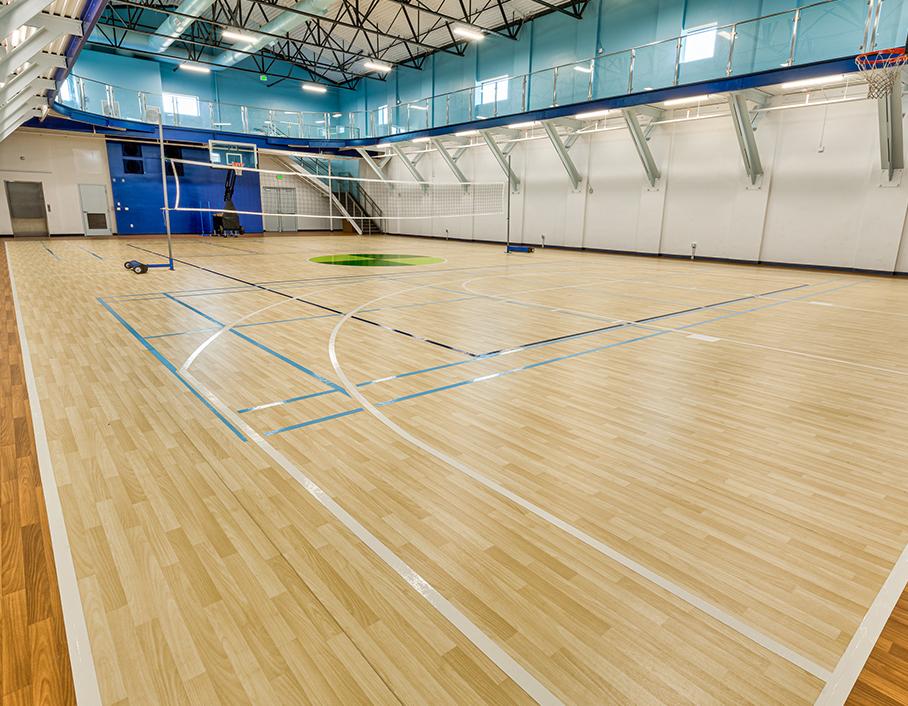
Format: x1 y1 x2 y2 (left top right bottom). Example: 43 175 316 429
249 282 843 425
173 308 563 705
327 275 839 684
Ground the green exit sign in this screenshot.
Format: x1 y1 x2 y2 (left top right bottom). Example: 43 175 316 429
259 74 267 81
275 174 284 180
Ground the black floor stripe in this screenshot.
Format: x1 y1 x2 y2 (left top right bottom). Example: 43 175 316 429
127 244 481 357
478 283 810 356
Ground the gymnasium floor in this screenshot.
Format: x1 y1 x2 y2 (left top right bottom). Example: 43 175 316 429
5 233 908 704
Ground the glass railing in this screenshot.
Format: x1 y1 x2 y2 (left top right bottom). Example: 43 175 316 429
57 0 879 140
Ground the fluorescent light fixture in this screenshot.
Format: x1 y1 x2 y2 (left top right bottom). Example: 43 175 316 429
212 122 232 126
364 61 392 73
408 104 429 110
179 63 210 74
507 120 538 129
332 112 342 117
283 111 297 115
574 109 610 120
663 93 713 106
780 74 845 89
452 26 484 41
412 137 430 142
302 83 327 93
455 129 479 136
221 29 257 43
573 65 593 74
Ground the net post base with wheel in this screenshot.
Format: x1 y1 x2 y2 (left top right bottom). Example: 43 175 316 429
506 244 534 253
123 258 173 274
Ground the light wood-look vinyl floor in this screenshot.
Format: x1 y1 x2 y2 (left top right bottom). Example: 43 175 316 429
5 233 908 704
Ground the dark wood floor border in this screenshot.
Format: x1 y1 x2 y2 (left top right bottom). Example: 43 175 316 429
1 244 77 706
848 589 908 704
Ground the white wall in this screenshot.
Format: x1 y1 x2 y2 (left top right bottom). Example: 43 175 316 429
381 98 908 273
0 130 116 236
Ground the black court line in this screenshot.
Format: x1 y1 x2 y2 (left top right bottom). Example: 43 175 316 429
128 244 481 358
478 283 810 356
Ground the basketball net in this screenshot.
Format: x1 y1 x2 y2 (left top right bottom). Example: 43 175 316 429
230 161 244 176
856 47 908 99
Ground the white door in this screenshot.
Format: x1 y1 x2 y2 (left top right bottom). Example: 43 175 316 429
262 187 282 232
279 188 297 232
79 184 112 236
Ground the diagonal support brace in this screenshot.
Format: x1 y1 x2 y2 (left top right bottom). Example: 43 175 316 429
389 144 425 182
728 93 764 185
355 147 389 182
481 131 520 192
622 108 661 187
430 138 468 188
542 120 582 191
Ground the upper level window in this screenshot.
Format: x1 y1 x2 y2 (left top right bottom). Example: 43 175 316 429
681 23 718 63
475 75 508 105
163 92 200 117
376 104 389 125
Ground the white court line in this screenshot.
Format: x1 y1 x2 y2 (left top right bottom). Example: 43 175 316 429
6 245 103 706
815 543 908 705
327 278 831 683
178 287 562 706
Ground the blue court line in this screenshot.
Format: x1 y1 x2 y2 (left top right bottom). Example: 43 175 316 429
78 246 103 260
42 243 59 260
262 280 859 436
97 297 247 441
242 285 789 415
161 292 348 397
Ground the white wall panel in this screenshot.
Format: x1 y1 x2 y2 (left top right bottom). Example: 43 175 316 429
380 97 908 273
0 130 115 235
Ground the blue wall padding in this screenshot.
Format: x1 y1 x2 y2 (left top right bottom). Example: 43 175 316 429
107 141 263 235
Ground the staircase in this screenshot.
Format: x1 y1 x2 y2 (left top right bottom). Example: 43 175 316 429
294 156 383 235
331 181 383 235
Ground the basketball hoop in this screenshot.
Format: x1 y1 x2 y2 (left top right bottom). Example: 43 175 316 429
856 46 908 99
230 161 244 175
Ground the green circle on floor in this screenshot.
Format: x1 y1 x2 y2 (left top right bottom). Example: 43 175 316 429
310 253 444 267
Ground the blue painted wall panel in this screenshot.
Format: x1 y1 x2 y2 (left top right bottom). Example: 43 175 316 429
107 141 263 235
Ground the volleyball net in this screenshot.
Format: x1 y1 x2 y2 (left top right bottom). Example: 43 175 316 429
164 157 507 235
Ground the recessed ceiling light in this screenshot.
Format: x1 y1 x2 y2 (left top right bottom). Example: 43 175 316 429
364 61 392 73
663 94 713 106
574 109 610 120
179 63 211 73
302 83 327 93
781 74 845 89
452 26 484 41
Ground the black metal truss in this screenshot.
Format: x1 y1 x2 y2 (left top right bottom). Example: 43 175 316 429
97 0 591 89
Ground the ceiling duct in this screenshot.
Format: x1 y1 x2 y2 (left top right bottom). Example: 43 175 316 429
209 0 334 69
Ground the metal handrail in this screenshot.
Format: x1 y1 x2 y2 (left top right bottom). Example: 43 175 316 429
60 0 868 140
